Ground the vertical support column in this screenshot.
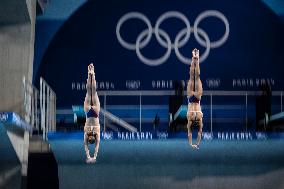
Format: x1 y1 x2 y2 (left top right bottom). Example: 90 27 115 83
50 90 52 132
139 92 142 132
23 76 30 124
23 76 27 121
22 76 26 119
47 88 50 136
49 93 52 131
54 95 56 131
49 92 52 132
27 82 31 124
22 131 30 176
51 93 54 131
31 88 34 130
245 92 248 132
51 92 54 131
104 93 106 133
210 93 212 133
43 80 46 140
35 90 39 132
40 78 57 137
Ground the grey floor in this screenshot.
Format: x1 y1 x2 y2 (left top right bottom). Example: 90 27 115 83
49 137 284 189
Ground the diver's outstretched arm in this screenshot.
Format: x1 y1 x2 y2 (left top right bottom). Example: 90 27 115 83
84 131 90 159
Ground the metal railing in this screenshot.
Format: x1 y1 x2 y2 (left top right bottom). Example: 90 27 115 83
23 76 39 130
23 76 57 140
97 90 284 132
40 77 56 140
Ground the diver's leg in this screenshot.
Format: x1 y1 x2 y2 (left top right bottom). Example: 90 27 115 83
87 64 95 105
90 76 96 105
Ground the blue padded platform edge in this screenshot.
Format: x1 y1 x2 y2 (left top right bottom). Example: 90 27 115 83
0 112 33 132
47 131 284 141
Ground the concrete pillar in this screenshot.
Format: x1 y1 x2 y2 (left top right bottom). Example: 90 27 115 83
0 0 36 117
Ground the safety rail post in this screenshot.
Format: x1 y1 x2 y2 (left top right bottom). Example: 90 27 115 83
40 77 56 140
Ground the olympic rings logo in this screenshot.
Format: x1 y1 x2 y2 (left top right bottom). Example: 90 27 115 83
116 10 230 66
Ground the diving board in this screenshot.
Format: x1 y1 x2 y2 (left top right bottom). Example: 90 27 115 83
0 112 33 132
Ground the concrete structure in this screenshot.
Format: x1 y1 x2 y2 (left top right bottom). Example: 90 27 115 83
0 0 36 116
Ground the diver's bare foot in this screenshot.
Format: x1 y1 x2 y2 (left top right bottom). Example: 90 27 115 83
88 64 95 75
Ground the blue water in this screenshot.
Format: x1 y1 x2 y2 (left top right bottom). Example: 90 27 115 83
49 135 284 189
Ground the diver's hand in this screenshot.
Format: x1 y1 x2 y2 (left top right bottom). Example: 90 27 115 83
191 144 199 150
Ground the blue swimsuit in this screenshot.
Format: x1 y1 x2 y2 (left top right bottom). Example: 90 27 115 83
188 95 200 104
86 107 98 118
